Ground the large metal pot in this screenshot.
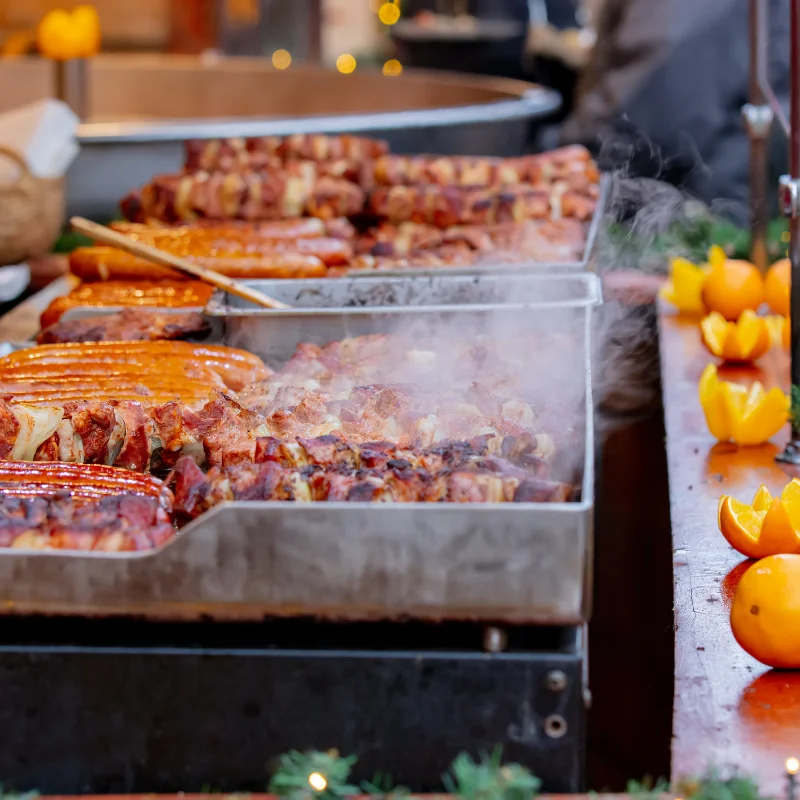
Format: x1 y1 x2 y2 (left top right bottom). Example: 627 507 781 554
0 55 560 219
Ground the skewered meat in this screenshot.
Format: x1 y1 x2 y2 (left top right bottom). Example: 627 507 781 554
0 392 270 473
373 147 599 189
167 441 570 517
40 281 214 328
121 168 366 223
184 134 389 172
70 247 327 282
37 308 211 345
0 341 269 406
369 183 596 226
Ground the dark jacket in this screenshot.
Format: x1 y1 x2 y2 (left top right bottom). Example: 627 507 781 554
559 0 790 220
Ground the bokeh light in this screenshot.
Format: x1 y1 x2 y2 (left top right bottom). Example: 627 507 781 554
382 59 403 76
336 54 357 74
378 2 401 25
271 49 291 70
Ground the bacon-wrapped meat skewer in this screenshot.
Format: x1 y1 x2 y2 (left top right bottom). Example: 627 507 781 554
369 183 596 227
184 134 389 172
121 168 365 224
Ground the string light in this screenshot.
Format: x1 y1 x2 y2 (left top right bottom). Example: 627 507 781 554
308 772 328 791
378 2 401 25
788 758 799 774
382 59 403 76
271 49 291 69
336 53 357 74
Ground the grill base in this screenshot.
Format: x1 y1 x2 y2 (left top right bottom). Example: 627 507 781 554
0 617 586 793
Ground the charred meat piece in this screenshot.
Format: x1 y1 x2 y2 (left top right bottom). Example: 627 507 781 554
37 309 211 345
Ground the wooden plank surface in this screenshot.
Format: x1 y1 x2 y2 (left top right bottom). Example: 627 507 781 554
0 273 76 341
659 310 800 792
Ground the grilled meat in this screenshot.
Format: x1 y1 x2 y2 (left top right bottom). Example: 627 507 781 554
167 440 570 518
70 247 327 282
37 308 211 345
40 281 214 328
0 493 175 551
373 146 599 189
0 341 269 406
0 460 175 551
184 134 389 173
110 217 358 241
121 167 366 224
369 183 597 227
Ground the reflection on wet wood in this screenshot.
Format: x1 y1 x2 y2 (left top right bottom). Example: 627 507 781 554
660 311 800 793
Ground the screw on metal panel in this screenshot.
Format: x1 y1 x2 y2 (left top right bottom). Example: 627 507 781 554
483 626 507 653
544 669 568 692
544 714 568 739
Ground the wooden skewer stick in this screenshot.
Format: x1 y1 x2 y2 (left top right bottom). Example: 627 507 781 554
69 217 292 310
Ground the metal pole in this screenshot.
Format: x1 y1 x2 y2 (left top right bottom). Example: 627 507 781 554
53 59 88 121
743 0 773 274
778 0 800 463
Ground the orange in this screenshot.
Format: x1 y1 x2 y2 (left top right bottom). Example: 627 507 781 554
700 310 771 363
659 257 708 315
37 9 83 60
731 553 800 668
701 247 765 321
765 258 790 317
718 480 800 559
698 364 789 445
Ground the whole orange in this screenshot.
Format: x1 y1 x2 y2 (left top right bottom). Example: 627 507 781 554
765 258 790 316
730 554 800 668
701 259 765 321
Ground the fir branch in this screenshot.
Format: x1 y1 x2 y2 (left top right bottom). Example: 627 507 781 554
442 746 540 800
361 771 411 799
268 749 360 800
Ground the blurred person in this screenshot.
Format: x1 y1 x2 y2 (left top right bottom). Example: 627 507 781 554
548 0 790 221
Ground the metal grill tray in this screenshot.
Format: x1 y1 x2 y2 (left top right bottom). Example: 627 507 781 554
0 274 599 625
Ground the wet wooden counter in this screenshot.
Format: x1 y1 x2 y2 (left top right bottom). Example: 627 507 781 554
659 310 800 793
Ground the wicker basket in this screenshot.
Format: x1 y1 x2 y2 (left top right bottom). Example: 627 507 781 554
0 145 65 268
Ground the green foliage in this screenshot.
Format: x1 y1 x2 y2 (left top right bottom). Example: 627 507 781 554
442 747 541 800
678 770 765 800
268 750 359 800
361 771 410 798
625 776 671 799
0 789 39 800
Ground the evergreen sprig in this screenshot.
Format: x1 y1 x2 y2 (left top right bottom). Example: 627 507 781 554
268 750 359 800
442 747 541 800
